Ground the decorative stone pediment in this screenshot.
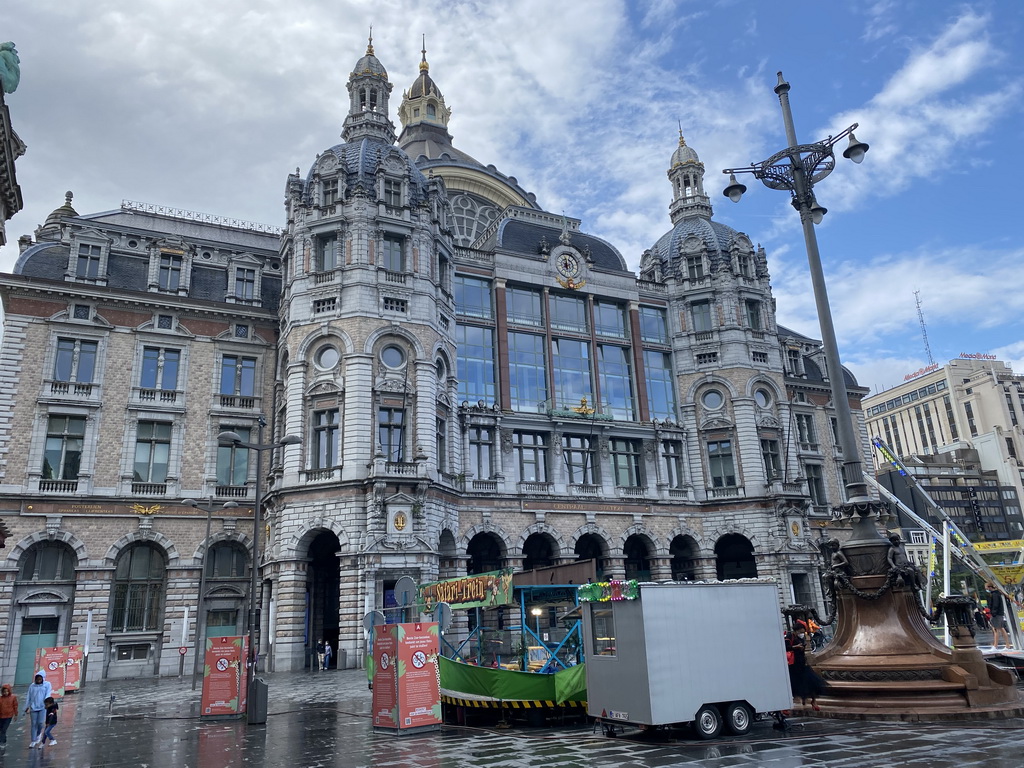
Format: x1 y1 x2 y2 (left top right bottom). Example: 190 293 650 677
700 416 733 431
757 415 781 429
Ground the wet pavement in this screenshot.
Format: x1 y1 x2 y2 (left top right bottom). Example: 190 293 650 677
0 667 1021 767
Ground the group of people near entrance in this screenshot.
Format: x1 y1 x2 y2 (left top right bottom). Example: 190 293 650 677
315 640 334 670
0 670 60 749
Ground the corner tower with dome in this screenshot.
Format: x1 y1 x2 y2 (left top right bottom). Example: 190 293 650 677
0 40 871 682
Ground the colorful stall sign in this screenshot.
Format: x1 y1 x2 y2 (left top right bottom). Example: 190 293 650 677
578 580 640 602
200 636 248 718
416 569 514 612
973 540 1024 553
371 623 441 733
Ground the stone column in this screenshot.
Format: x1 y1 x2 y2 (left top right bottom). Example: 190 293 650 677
602 556 626 580
649 556 673 581
338 554 362 669
272 559 308 672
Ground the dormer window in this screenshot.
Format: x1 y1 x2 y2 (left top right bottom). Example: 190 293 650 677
158 253 183 291
685 255 705 281
234 268 257 301
322 179 339 206
384 179 402 208
427 103 436 118
76 244 102 280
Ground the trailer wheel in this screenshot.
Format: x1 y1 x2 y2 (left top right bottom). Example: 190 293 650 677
724 702 752 735
693 704 722 740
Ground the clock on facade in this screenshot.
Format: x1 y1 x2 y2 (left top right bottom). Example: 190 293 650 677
554 252 580 279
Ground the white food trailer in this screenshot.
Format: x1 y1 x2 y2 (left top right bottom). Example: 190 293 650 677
580 580 793 739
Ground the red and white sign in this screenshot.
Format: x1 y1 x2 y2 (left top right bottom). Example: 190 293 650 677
179 646 189 656
200 636 247 718
371 622 441 733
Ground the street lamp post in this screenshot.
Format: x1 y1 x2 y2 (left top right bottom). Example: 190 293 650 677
218 419 301 724
182 497 238 690
723 72 880 536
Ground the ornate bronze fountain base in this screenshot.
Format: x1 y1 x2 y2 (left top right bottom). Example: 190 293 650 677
812 536 1022 719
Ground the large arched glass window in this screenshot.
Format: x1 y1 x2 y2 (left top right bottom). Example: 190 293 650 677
110 544 166 633
206 543 249 579
18 542 76 582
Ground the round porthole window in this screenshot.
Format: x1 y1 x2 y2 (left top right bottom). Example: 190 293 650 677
381 345 405 369
754 388 771 408
702 389 723 409
315 345 340 370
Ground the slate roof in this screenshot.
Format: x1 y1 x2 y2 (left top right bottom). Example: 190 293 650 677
494 218 628 273
306 137 429 206
651 216 741 276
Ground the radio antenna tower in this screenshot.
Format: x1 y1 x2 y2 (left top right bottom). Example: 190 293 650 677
915 290 934 365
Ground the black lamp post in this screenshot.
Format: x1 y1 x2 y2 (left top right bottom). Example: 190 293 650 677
217 420 301 724
723 72 879 534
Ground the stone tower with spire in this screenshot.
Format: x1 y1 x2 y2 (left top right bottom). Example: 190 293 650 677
270 37 459 671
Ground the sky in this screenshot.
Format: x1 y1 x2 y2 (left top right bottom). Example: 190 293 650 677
2 0 1022 397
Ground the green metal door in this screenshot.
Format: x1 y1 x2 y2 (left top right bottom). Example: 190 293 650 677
16 617 59 685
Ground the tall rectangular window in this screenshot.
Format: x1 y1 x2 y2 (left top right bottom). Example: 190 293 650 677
514 431 548 483
761 438 781 479
133 421 171 483
76 244 101 279
382 235 404 272
506 287 543 327
805 463 827 506
468 426 493 479
550 294 587 333
456 325 496 405
220 356 257 396
599 345 635 420
384 179 402 207
322 178 339 206
508 332 548 412
234 268 256 300
563 435 596 485
786 348 802 375
691 300 712 332
317 234 338 271
378 408 405 462
707 440 736 488
216 426 251 487
745 299 762 330
43 416 86 480
944 396 959 440
964 402 978 437
552 338 592 411
158 253 183 291
643 350 676 421
594 301 626 338
639 306 668 344
685 256 705 281
454 276 492 319
662 440 685 488
610 439 641 487
796 413 817 448
435 417 447 473
313 409 340 468
54 338 98 383
140 347 180 391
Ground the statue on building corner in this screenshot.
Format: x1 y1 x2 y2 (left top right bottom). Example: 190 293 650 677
0 43 20 94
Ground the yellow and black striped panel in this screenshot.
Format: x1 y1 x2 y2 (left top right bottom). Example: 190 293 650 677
441 695 586 709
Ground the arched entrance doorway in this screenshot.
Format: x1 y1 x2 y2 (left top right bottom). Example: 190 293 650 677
623 535 652 581
669 535 699 580
307 530 341 669
522 533 556 571
574 533 606 579
466 532 504 575
715 534 757 580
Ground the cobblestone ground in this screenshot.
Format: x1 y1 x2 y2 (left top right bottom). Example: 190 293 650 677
0 668 1021 767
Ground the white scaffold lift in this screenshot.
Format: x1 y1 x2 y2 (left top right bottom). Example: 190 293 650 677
868 436 1024 652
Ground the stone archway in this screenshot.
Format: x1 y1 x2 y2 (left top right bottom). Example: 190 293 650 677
307 530 342 669
466 532 505 575
623 535 652 581
670 535 700 580
574 533 607 579
715 533 758 580
522 532 557 571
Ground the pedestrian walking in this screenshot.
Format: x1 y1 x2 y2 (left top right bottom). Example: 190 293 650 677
316 640 325 671
786 621 825 711
0 683 18 746
24 670 51 748
41 697 58 746
323 641 333 671
986 583 1014 649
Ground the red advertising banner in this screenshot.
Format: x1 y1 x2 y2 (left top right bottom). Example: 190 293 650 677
34 647 68 697
64 645 84 692
200 636 247 718
371 623 441 733
395 622 441 730
371 625 398 729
